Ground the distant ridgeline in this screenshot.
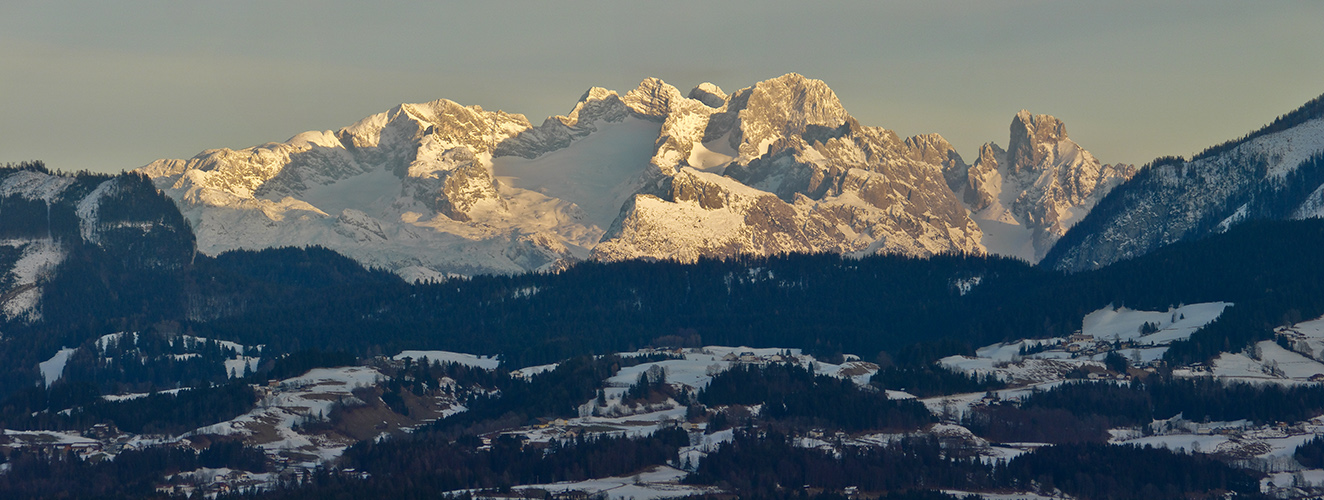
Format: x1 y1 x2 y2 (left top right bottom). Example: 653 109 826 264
0 164 1322 400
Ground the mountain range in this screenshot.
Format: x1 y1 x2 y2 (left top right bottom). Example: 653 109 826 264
137 73 1140 279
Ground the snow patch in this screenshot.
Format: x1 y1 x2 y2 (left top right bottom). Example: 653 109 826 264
393 350 500 370
512 363 559 378
38 347 76 387
952 276 983 296
478 465 716 500
1 239 66 322
225 357 261 378
194 366 387 464
75 178 118 244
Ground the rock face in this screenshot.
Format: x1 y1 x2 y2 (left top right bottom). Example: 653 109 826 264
1043 99 1324 272
947 111 1135 263
139 73 1148 277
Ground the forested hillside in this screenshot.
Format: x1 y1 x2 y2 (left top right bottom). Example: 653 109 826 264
5 168 1324 399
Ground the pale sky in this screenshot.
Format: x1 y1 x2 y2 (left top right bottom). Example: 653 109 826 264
2 1 1323 173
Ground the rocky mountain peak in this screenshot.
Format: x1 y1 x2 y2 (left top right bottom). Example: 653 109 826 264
905 133 967 178
963 142 1005 211
746 73 846 126
621 77 686 120
958 111 1135 263
494 86 636 159
578 87 617 103
723 73 848 162
561 87 628 126
688 82 727 108
1007 110 1069 174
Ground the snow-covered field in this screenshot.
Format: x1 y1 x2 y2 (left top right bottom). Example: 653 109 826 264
1195 341 1324 383
941 302 1231 386
38 347 76 387
392 350 500 370
4 429 100 446
1081 302 1230 344
193 366 387 465
504 346 880 443
598 346 877 402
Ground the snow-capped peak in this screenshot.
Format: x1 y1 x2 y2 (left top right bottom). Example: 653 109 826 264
958 111 1135 263
135 73 1141 278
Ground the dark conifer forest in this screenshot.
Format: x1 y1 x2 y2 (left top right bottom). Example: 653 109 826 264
7 187 1324 402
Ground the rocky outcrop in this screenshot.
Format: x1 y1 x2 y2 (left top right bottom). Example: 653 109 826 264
688 83 727 108
401 148 503 222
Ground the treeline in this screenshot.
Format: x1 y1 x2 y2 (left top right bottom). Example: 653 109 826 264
1296 434 1324 468
264 350 358 381
225 429 689 500
1021 377 1324 427
0 381 256 435
1242 152 1324 220
10 215 1324 404
958 376 1324 445
0 438 267 500
1192 91 1324 162
183 218 1324 370
699 363 933 432
1002 442 1262 500
870 363 1005 398
687 432 992 495
59 333 245 396
430 355 638 436
687 432 1263 500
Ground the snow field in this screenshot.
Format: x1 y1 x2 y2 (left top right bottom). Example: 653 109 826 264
392 350 500 370
941 302 1231 386
38 347 76 387
1 239 65 322
1081 302 1230 344
492 118 660 230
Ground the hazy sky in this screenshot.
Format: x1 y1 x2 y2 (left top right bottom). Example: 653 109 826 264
3 1 1323 173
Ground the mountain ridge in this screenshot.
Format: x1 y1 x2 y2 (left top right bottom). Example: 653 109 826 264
1043 92 1324 271
136 73 1130 278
